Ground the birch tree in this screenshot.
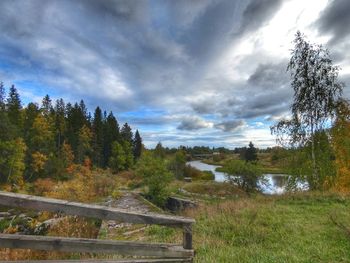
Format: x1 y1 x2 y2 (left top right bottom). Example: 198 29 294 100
271 31 344 189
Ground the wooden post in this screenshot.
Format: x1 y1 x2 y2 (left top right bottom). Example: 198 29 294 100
183 224 192 250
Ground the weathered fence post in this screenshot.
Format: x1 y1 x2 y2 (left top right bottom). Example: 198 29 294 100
183 224 192 250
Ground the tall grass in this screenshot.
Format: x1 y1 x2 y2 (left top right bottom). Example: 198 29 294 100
146 192 350 262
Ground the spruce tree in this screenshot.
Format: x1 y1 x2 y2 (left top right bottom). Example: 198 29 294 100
41 94 53 117
244 142 258 162
120 123 133 145
54 98 66 149
0 82 5 110
92 106 104 166
6 85 22 132
133 130 142 160
102 112 120 167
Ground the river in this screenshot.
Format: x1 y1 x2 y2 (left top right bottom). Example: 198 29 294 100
186 160 308 195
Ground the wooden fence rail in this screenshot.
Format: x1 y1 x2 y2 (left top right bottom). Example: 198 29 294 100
0 191 194 262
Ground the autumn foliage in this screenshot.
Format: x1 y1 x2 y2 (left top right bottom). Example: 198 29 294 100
331 100 350 193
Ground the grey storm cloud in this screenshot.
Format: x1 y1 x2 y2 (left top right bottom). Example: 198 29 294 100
0 0 284 111
177 116 212 131
190 61 291 119
315 0 350 45
214 120 245 132
5 0 342 148
238 0 283 35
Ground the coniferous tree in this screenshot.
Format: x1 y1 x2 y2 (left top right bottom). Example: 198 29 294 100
65 102 87 157
103 112 120 167
245 142 258 162
121 123 133 145
92 106 104 166
133 130 142 160
0 83 15 141
41 94 53 117
6 85 22 132
0 82 5 110
23 103 40 144
79 100 88 121
154 142 165 159
54 98 66 149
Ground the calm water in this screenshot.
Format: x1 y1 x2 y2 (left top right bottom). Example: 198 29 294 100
187 160 308 195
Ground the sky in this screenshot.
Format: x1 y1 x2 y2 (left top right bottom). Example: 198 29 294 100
0 0 349 149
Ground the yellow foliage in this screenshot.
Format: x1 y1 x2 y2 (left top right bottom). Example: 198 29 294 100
332 101 350 193
31 151 48 173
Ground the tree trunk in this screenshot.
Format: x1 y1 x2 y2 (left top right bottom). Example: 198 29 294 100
310 122 317 189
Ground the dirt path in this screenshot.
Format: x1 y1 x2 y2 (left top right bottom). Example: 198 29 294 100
98 192 154 241
105 192 151 214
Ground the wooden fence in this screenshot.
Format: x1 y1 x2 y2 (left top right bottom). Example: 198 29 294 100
0 191 195 262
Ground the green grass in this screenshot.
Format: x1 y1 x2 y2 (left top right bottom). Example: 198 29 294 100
144 192 350 262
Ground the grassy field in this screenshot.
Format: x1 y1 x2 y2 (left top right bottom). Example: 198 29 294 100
146 191 350 263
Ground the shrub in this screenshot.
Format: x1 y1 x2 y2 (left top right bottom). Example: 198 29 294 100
135 152 173 207
224 160 262 192
183 165 214 180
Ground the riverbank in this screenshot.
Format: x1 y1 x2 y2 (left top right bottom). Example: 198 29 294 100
146 191 350 262
187 160 307 194
200 154 289 174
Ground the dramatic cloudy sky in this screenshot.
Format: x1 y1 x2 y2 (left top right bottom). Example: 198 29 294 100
0 0 349 148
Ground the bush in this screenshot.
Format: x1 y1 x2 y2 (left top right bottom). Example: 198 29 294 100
183 165 214 180
224 160 262 192
201 171 215 180
135 152 173 207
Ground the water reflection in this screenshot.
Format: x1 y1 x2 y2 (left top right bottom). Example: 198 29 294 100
186 161 308 195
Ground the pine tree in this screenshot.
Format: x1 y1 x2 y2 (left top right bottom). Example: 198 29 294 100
54 98 66 149
65 102 87 157
41 94 53 117
154 142 165 159
92 106 104 166
121 123 133 145
133 130 142 160
23 102 40 145
0 81 5 110
6 85 22 132
0 83 15 141
102 112 120 167
245 142 258 162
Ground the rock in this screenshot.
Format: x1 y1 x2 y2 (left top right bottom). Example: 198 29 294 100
184 177 192 182
34 218 63 235
18 213 27 219
166 196 197 212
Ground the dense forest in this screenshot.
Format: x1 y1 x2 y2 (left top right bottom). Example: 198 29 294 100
0 83 142 185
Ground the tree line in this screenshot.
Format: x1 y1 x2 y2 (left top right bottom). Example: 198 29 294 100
0 83 142 185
